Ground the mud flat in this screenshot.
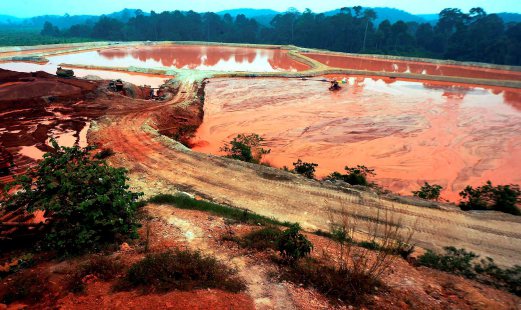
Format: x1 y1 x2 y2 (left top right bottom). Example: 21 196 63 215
192 76 521 201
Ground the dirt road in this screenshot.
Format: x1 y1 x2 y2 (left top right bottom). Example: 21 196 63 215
91 79 521 267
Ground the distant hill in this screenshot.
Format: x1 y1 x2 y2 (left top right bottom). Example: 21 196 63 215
0 9 140 29
0 15 23 25
1 8 520 31
217 9 279 17
217 9 278 26
324 7 427 25
497 13 521 23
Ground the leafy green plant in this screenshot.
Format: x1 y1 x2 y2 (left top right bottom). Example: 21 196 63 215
119 249 246 293
277 224 313 263
278 257 380 305
325 165 375 186
412 182 443 201
220 133 270 164
459 181 520 215
418 247 477 278
292 159 318 179
148 193 289 227
1 139 142 255
418 247 521 295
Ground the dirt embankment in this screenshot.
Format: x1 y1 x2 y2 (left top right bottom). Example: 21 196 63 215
82 74 521 268
0 69 170 185
149 80 207 147
0 69 101 182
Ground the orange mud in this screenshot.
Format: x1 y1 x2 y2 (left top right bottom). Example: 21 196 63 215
0 69 105 184
54 45 309 72
0 62 169 88
305 52 521 81
191 76 521 201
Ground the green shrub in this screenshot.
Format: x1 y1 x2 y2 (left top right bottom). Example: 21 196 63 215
120 249 246 293
1 140 142 255
324 165 375 186
292 159 318 179
278 258 380 305
67 255 123 293
220 133 270 164
277 224 313 263
418 247 477 278
418 247 521 295
241 227 282 251
412 182 443 201
148 193 288 227
459 181 520 215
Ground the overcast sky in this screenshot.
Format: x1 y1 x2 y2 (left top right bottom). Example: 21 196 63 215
5 0 521 18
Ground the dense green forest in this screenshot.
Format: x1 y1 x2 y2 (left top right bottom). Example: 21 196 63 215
34 7 521 66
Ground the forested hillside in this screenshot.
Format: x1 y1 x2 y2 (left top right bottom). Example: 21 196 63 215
24 7 521 65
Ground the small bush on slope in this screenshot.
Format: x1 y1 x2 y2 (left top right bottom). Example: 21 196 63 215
418 246 521 296
119 249 246 293
412 182 443 201
324 165 376 186
1 139 142 255
292 159 318 179
459 181 521 215
220 133 270 164
67 255 124 293
277 223 313 264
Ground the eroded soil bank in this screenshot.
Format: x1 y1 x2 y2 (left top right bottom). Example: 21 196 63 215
0 68 169 184
192 76 521 201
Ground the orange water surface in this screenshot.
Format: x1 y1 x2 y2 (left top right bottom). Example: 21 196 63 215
192 77 521 201
50 45 309 72
305 53 521 81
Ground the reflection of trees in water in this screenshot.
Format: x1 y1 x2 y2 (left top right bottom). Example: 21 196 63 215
504 90 521 112
306 53 521 81
422 82 471 100
98 46 308 70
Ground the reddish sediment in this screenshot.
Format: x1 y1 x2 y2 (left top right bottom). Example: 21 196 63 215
304 52 521 81
0 69 102 183
62 45 310 72
191 76 521 201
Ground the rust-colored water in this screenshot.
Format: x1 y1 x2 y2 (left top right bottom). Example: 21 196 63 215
305 53 521 81
52 45 309 72
192 77 521 201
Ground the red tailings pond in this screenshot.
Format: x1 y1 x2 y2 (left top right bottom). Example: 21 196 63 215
305 53 521 81
47 45 308 72
192 77 521 201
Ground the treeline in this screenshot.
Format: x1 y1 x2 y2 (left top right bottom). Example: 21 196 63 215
42 7 521 65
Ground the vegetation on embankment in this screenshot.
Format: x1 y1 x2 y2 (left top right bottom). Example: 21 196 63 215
0 28 93 47
0 140 142 256
417 247 521 296
148 193 291 227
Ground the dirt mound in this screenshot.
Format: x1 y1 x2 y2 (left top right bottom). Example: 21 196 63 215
0 69 98 111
